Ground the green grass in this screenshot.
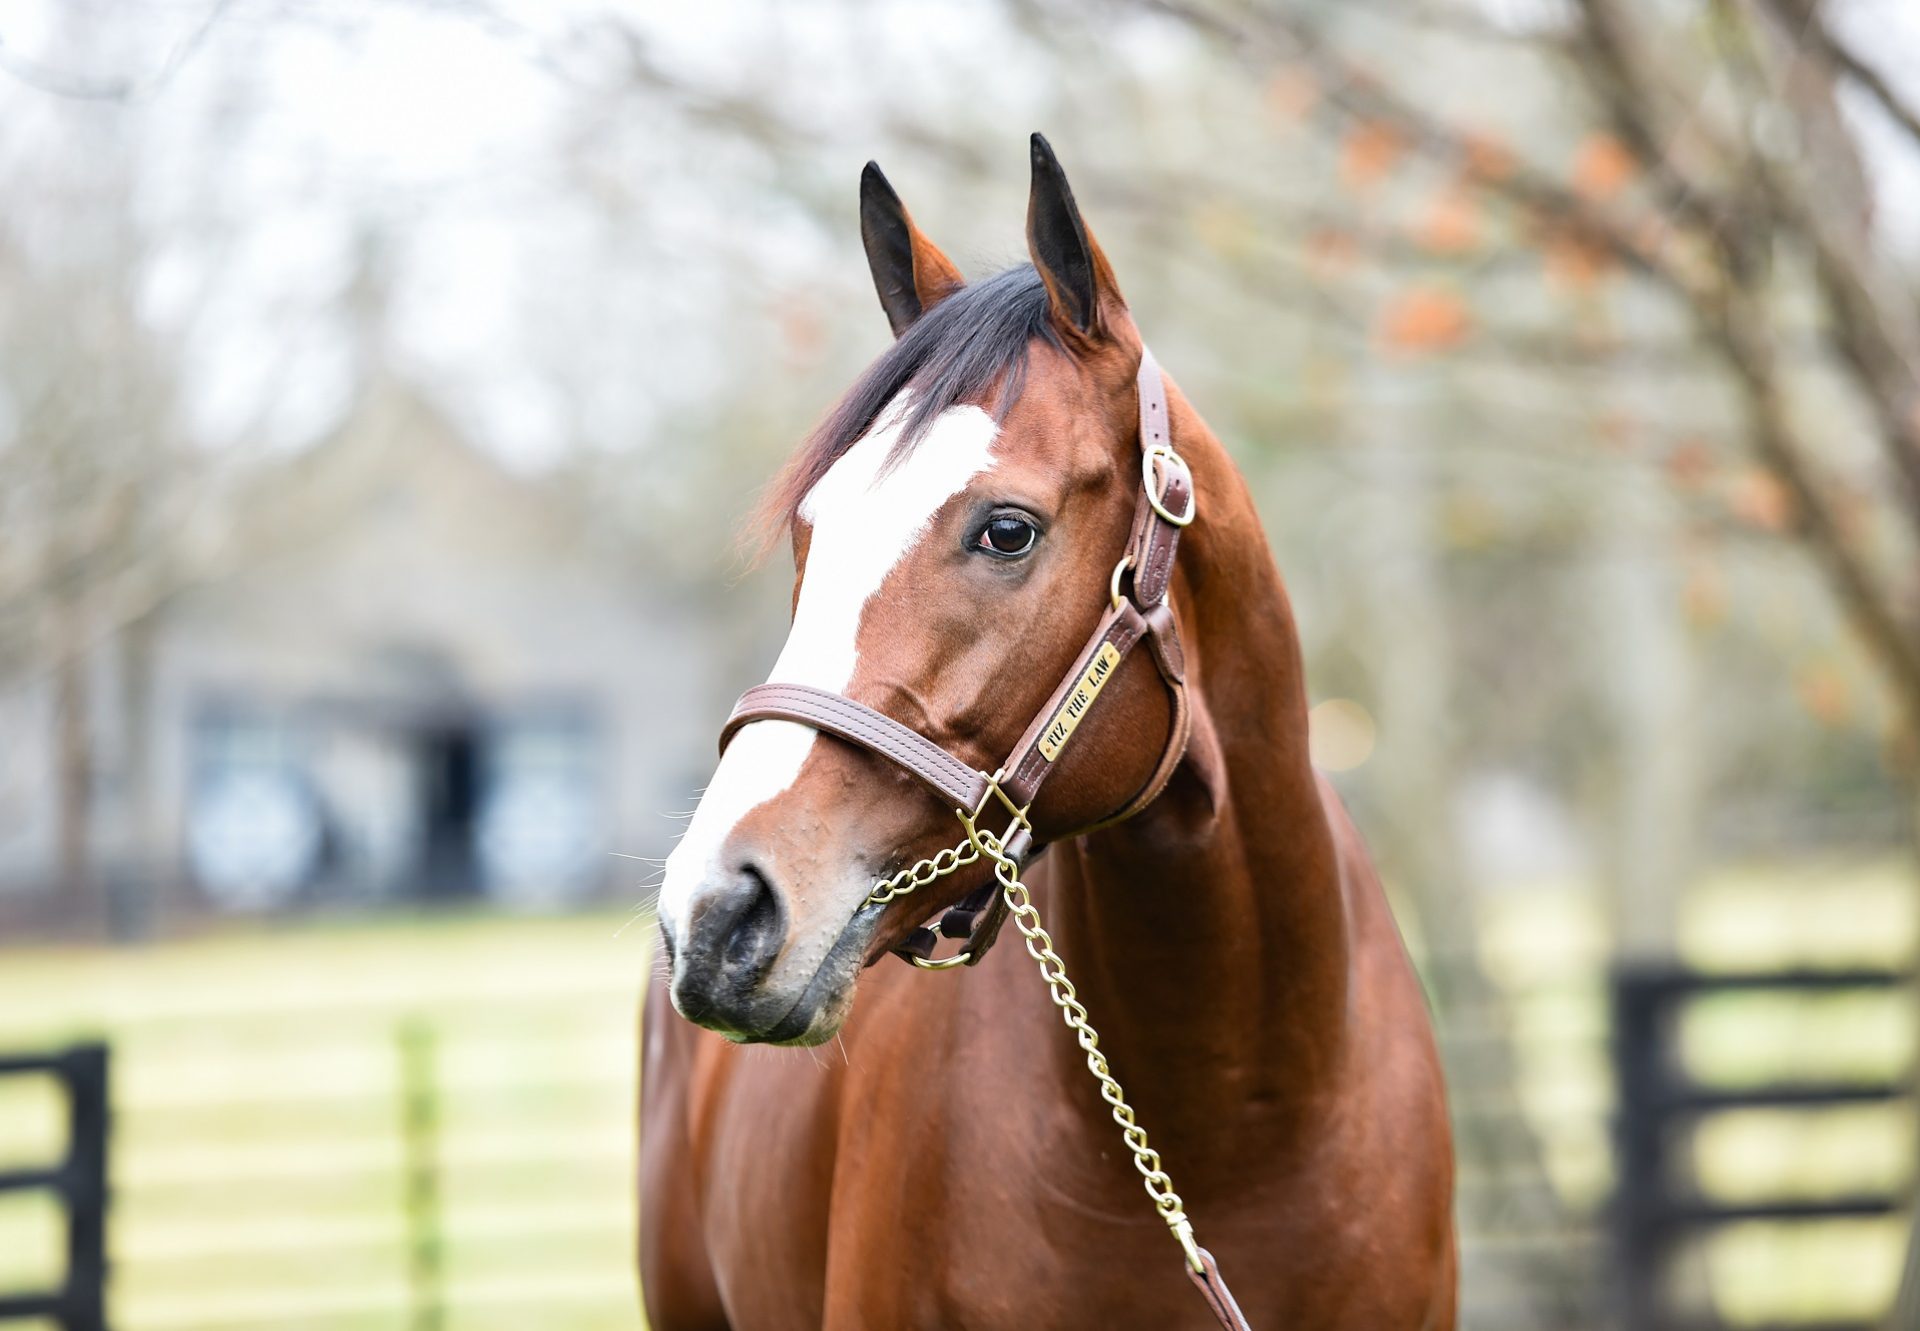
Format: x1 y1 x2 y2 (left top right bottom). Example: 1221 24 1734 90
0 907 653 1331
0 862 1912 1329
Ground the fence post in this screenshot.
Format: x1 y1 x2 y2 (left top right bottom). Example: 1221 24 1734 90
1611 967 1664 1331
1613 967 1909 1330
398 1020 444 1331
62 1042 109 1331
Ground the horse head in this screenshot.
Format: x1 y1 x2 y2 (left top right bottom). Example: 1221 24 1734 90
657 136 1183 1045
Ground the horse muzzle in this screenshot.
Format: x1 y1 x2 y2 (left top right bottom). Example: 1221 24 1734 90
661 860 880 1046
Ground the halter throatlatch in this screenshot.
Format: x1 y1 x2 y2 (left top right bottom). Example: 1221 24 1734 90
716 346 1252 1331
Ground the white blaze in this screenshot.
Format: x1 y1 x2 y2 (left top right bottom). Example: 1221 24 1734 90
658 400 999 928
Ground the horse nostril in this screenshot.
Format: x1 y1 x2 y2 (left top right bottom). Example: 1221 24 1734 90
686 859 787 986
729 864 783 970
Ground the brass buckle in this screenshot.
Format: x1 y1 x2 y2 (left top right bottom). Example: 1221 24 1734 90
911 770 1031 972
1109 555 1133 611
1142 445 1195 527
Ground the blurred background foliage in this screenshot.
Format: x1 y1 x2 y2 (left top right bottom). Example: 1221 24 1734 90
1 0 1918 1327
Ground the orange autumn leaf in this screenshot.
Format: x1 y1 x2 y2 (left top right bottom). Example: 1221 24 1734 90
1728 468 1794 531
1795 665 1852 727
1460 132 1516 183
1573 133 1637 201
1265 66 1320 123
1343 122 1406 190
1542 231 1616 290
1414 189 1481 255
1663 437 1715 492
1305 226 1360 278
1378 287 1472 355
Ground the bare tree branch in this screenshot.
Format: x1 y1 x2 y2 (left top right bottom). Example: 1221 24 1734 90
1137 0 1683 286
1764 0 1920 152
1711 283 1920 721
0 0 233 104
1139 0 1920 740
1716 0 1920 528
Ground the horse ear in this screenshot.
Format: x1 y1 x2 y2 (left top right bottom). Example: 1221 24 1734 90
860 162 965 338
1025 133 1125 343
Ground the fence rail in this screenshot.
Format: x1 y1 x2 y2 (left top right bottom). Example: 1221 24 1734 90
1611 965 1913 1331
1 992 639 1331
0 1043 109 1331
8 961 1904 1330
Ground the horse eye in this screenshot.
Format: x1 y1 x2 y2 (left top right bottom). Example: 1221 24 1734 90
978 515 1038 557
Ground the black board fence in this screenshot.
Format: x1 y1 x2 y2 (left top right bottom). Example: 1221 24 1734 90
0 1042 109 1331
1611 966 1911 1331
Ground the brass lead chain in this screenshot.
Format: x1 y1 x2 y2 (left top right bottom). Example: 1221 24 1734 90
864 806 1208 1276
866 836 979 905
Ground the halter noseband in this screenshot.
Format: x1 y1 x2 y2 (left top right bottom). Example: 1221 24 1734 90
717 345 1195 969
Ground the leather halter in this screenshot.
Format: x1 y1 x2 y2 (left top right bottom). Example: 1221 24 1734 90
719 346 1194 968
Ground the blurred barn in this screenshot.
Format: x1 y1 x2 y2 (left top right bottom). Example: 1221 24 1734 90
0 371 711 931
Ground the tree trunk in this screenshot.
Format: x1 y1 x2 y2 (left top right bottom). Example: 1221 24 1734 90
1596 291 1694 961
1356 358 1598 1327
54 623 96 934
112 611 158 940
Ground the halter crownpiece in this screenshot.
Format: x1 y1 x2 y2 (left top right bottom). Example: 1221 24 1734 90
714 345 1252 1331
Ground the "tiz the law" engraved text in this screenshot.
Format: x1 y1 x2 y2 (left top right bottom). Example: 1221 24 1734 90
1038 642 1124 762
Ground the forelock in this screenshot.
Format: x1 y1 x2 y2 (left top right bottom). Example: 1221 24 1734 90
755 264 1058 544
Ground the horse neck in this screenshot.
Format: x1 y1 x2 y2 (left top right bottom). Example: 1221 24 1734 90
1039 392 1349 1169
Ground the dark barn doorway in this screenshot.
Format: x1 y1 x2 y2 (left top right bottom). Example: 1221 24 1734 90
418 722 481 899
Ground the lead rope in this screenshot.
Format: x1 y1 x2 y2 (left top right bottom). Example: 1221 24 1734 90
865 789 1212 1283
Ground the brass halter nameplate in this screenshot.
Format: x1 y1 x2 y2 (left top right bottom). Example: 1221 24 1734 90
1038 641 1123 762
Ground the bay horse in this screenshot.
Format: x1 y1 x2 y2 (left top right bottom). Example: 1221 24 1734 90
641 135 1455 1330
